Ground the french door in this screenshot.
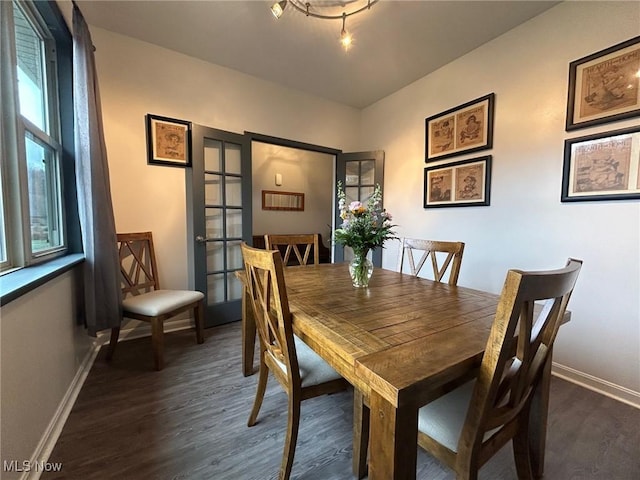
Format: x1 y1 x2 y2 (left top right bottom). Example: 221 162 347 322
190 125 251 327
334 150 385 266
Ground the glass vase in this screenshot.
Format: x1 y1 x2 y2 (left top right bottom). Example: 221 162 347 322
349 250 374 288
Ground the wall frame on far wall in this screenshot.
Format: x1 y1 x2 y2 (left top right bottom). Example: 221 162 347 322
425 93 495 162
423 155 492 208
561 125 640 202
565 35 640 131
146 114 192 167
262 190 305 211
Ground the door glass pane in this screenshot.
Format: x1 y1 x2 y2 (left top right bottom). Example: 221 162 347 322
227 240 243 270
226 209 242 238
14 3 47 131
345 187 358 204
205 208 223 239
206 241 223 272
225 176 242 206
227 274 242 301
204 173 222 205
225 143 242 174
26 131 61 253
204 139 222 171
345 161 359 185
361 160 375 184
207 273 225 305
360 186 375 203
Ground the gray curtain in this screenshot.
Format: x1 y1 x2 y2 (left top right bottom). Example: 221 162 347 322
73 4 122 336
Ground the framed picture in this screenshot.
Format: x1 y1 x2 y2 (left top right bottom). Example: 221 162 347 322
561 126 640 202
423 155 492 208
146 114 192 167
425 93 495 162
262 190 305 211
565 36 640 131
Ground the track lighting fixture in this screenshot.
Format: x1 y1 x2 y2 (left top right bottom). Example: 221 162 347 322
270 0 379 51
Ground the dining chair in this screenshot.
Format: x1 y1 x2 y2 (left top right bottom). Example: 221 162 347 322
415 258 582 479
241 243 348 480
264 233 320 266
106 232 205 371
396 237 465 285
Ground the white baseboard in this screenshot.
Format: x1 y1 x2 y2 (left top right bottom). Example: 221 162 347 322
552 362 640 409
21 339 102 480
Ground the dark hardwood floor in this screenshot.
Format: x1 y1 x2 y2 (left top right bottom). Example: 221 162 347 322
43 322 640 480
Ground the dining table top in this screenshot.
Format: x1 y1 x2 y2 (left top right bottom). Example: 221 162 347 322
282 262 503 407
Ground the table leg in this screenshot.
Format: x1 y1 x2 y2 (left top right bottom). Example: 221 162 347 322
241 285 256 377
530 346 553 478
368 390 418 480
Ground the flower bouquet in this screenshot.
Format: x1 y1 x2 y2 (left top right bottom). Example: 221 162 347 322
334 182 396 287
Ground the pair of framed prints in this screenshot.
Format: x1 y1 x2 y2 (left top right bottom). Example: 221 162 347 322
423 93 494 208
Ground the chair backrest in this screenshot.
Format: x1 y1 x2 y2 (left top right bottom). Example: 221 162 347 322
458 258 582 459
397 238 465 285
264 234 320 266
241 243 300 386
117 232 160 297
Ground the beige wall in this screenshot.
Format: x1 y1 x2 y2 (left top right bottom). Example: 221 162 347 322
360 1 640 399
252 142 334 244
1 269 93 479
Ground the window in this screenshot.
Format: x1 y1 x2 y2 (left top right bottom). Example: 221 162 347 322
1 0 74 273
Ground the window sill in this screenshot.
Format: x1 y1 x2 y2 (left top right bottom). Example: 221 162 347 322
0 253 85 306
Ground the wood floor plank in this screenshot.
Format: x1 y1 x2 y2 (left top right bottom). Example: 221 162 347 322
41 321 639 479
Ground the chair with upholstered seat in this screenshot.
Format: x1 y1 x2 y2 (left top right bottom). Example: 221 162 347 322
106 232 205 370
264 233 320 266
416 258 582 479
397 237 465 284
241 242 348 480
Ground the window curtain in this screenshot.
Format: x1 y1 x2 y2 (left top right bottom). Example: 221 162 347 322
72 4 122 336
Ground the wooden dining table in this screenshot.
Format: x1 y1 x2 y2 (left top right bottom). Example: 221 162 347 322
239 263 563 479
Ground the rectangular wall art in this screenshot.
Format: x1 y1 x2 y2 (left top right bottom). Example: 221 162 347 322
425 93 495 162
423 156 492 208
561 126 640 202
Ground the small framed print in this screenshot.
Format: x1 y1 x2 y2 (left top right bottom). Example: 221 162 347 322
561 126 640 202
425 93 495 162
146 114 192 167
423 156 492 208
566 36 640 131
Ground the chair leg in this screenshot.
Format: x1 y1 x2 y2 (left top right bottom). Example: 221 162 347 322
353 389 369 479
105 326 120 362
194 300 205 344
280 392 301 480
513 415 534 480
248 354 269 427
150 318 164 371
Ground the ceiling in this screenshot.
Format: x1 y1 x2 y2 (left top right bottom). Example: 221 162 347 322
75 0 560 109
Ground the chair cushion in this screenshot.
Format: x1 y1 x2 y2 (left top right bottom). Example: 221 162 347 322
418 380 500 453
274 335 342 388
418 380 475 453
122 289 204 317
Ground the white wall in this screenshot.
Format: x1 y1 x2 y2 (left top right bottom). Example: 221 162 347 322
252 142 334 243
91 26 360 291
1 269 93 480
361 1 640 400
